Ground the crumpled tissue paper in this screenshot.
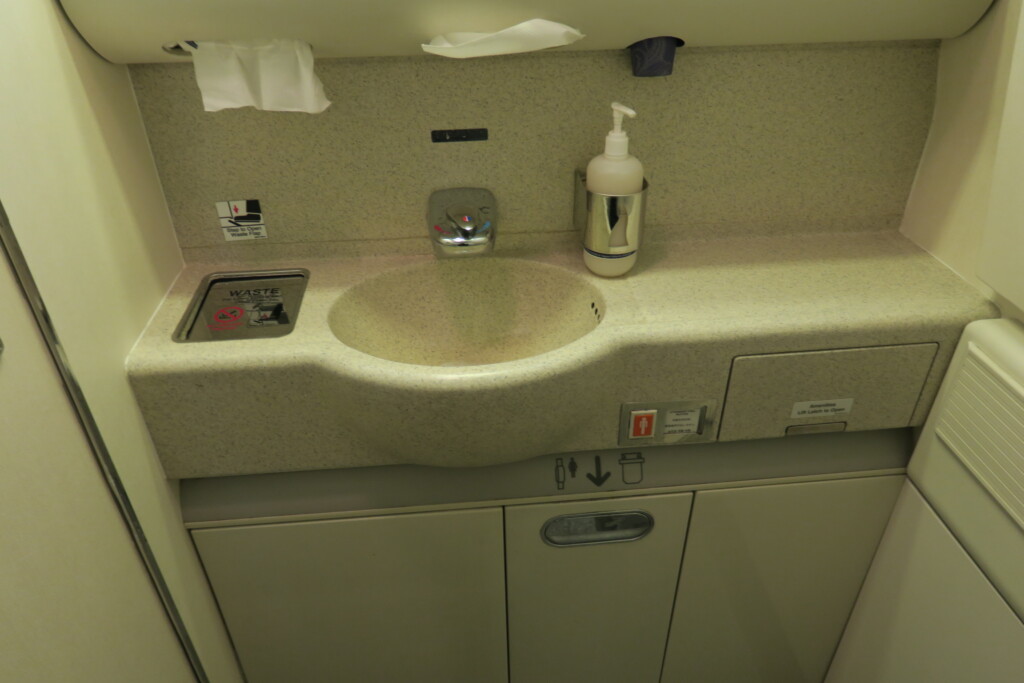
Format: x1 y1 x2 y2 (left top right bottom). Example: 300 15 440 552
422 18 584 59
186 39 330 113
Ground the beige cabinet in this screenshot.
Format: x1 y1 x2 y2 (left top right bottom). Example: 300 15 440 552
192 508 507 683
661 475 903 683
505 493 693 683
192 473 906 683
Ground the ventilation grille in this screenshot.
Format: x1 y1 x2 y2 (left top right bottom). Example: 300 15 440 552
936 341 1024 531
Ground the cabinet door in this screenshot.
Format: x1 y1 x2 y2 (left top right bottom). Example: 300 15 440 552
192 508 507 683
506 493 693 683
661 475 902 683
826 482 1024 683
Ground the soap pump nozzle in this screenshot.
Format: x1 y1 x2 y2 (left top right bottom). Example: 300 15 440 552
605 102 637 158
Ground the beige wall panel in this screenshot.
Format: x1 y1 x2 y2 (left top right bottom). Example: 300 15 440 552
130 42 938 252
0 1 239 678
505 493 693 683
193 508 508 683
827 482 1024 683
979 0 1024 314
901 0 1022 305
662 475 903 683
0 246 192 682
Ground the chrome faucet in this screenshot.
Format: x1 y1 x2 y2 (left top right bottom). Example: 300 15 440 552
428 188 496 257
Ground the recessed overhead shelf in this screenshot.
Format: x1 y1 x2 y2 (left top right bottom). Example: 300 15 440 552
60 0 995 64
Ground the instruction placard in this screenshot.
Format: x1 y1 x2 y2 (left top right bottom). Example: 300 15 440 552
664 408 703 435
216 199 268 241
204 282 290 330
791 398 854 419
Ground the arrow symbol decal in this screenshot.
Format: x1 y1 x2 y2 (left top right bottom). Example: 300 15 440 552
586 456 612 487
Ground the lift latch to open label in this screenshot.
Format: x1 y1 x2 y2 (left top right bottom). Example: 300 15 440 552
791 398 854 419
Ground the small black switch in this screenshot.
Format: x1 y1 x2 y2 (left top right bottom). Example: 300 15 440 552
431 128 489 143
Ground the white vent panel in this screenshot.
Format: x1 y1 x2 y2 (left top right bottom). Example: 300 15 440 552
937 342 1024 531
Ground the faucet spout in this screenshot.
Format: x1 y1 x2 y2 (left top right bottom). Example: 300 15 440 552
428 188 497 257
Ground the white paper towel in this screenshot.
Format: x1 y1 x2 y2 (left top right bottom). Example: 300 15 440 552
422 19 584 58
186 39 330 113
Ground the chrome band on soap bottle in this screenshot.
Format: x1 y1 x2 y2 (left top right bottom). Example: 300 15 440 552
575 170 648 261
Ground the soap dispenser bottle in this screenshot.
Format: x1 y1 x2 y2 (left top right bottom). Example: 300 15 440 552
581 102 647 277
586 103 643 195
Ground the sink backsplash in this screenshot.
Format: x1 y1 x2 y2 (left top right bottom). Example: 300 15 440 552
130 41 937 254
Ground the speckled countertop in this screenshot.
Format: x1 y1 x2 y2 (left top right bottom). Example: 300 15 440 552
128 230 997 479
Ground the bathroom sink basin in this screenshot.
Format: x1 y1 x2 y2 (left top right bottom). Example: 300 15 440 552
328 258 605 365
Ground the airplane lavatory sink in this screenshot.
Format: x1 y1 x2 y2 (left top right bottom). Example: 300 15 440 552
328 258 605 366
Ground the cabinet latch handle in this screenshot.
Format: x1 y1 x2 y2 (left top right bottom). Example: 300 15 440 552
541 510 653 546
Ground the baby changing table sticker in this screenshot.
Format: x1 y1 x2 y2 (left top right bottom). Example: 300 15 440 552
791 398 854 419
205 284 290 330
216 199 268 241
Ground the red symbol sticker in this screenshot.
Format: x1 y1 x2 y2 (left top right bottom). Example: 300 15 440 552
629 410 657 439
207 306 245 331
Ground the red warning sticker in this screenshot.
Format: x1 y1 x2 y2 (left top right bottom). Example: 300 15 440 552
208 306 245 331
629 410 657 439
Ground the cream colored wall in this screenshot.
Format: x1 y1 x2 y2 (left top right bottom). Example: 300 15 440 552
131 41 938 254
901 0 1023 319
0 239 194 682
980 0 1024 319
0 1 239 680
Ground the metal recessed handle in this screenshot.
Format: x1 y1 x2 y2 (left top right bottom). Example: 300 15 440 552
541 510 653 547
0 335 4 358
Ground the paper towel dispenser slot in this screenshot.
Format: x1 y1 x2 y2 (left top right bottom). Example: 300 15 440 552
60 0 995 64
162 41 197 57
174 269 309 343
